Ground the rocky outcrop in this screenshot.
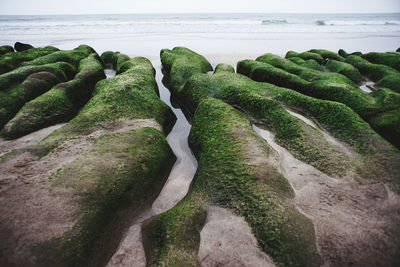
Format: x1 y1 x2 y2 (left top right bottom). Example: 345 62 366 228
1 54 105 139
0 46 59 74
237 53 400 149
362 52 400 71
0 49 176 267
14 41 34 52
143 47 400 267
145 98 321 267
345 55 400 93
0 45 14 55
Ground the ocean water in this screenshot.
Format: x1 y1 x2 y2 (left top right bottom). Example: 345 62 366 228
0 13 399 57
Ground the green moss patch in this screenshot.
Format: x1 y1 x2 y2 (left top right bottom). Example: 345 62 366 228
145 98 321 266
160 47 212 93
325 59 362 83
0 45 14 55
345 55 400 93
308 49 345 62
0 46 59 74
214 63 234 73
362 52 400 71
33 127 176 266
237 58 400 149
0 62 75 129
285 50 324 64
1 54 105 139
100 51 115 67
34 54 175 156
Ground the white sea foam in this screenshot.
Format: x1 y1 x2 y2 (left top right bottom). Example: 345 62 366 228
0 13 399 55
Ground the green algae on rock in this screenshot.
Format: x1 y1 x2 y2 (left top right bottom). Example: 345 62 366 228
237 58 400 149
19 48 89 69
338 49 363 58
324 59 363 83
34 127 176 266
182 69 400 189
345 55 400 93
362 52 400 72
0 47 178 266
1 54 105 139
0 45 59 74
0 62 76 129
160 48 398 178
100 51 116 67
214 63 234 73
33 53 175 156
0 45 14 56
145 98 321 267
308 49 345 62
256 53 356 85
368 108 400 150
160 46 213 93
285 50 324 64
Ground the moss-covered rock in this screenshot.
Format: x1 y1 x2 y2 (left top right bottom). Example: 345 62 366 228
308 49 345 62
0 45 14 55
362 52 400 71
0 46 59 74
160 47 212 93
237 59 370 114
338 49 363 58
14 41 33 52
256 53 356 85
145 98 321 266
238 58 400 117
287 57 328 71
33 54 175 156
34 127 176 266
0 62 75 92
345 55 400 93
237 58 400 149
300 59 327 71
287 56 305 64
0 62 76 129
100 51 115 67
181 72 353 176
163 48 396 180
285 50 324 64
214 63 234 73
368 108 400 149
144 190 207 266
19 47 91 69
325 59 363 83
183 68 400 184
1 54 105 139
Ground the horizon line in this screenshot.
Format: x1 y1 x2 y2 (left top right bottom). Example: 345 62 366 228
1 11 400 16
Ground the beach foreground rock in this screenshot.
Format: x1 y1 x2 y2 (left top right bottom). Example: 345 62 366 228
0 47 176 266
0 44 399 267
143 47 400 267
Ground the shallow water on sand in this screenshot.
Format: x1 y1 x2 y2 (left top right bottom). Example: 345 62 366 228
106 61 197 266
151 61 198 213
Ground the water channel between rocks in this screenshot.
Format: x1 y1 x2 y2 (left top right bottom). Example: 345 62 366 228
106 61 197 266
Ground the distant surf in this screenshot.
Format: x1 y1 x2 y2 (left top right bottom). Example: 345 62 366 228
0 12 399 54
261 19 287 24
315 19 400 26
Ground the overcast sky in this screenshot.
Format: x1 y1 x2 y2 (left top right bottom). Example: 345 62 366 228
1 0 400 15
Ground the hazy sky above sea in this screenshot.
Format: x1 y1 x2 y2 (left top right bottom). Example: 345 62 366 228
0 0 399 15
